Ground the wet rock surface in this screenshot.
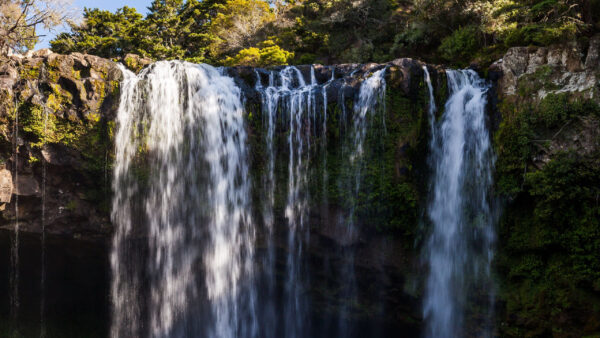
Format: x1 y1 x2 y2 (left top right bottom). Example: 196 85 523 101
0 49 121 241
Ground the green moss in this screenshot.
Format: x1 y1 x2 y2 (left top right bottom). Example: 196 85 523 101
124 55 140 72
19 63 40 80
516 65 560 97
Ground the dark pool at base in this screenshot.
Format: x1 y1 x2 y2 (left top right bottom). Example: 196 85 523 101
0 230 416 338
0 230 109 337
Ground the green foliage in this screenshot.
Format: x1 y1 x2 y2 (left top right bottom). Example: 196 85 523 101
50 0 600 66
498 0 592 48
51 7 145 58
503 21 579 47
51 0 225 61
224 40 293 66
207 0 274 58
495 93 599 196
437 25 480 65
498 153 600 336
495 92 600 336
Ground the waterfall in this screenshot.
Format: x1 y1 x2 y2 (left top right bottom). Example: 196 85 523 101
111 61 255 338
336 67 387 334
256 66 322 337
40 107 48 338
423 66 437 132
423 69 495 338
10 101 20 336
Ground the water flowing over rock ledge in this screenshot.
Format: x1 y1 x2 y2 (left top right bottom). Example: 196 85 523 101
0 52 450 336
0 51 448 242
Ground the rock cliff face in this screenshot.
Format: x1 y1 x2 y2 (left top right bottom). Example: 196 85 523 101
0 51 448 335
0 37 598 336
0 50 122 240
491 35 600 337
493 35 600 100
0 52 445 242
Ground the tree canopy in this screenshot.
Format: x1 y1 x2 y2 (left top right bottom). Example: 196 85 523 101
0 0 74 54
43 0 600 67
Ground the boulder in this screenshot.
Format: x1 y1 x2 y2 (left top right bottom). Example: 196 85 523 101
495 34 600 101
13 175 40 196
0 169 13 203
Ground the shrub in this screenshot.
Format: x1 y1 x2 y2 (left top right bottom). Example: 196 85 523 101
437 25 481 65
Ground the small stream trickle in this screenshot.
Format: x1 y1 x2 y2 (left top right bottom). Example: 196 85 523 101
10 100 20 337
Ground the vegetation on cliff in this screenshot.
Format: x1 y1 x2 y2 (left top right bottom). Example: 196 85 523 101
495 81 600 335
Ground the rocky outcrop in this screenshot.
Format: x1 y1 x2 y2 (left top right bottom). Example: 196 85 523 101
491 36 600 337
491 34 600 101
490 34 600 169
0 49 121 241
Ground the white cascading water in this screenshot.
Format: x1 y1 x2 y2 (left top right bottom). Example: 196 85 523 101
337 67 388 334
40 107 48 338
255 66 322 338
10 100 20 336
111 61 255 338
423 66 437 133
254 66 389 336
423 69 495 338
351 67 387 179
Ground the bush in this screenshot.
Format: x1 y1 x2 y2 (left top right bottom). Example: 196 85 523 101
224 40 293 67
437 25 481 65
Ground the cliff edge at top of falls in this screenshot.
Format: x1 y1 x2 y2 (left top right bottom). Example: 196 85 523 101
0 33 599 242
0 49 445 242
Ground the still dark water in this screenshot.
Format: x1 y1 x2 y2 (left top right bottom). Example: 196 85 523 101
0 231 109 337
0 230 416 338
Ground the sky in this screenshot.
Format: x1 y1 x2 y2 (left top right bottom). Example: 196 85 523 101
36 0 152 49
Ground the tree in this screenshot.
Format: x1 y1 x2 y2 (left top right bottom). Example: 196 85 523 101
224 39 293 66
0 0 74 54
142 0 188 59
51 6 143 58
208 0 274 57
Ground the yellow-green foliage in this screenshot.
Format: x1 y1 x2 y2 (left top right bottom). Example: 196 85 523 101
72 69 82 80
19 63 40 80
47 83 73 111
224 40 293 67
124 55 143 73
18 100 101 149
208 0 275 57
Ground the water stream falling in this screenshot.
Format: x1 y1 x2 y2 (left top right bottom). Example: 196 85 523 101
105 60 494 338
423 69 495 338
423 66 437 132
335 67 387 334
40 107 48 338
256 66 323 337
10 102 20 337
111 61 255 338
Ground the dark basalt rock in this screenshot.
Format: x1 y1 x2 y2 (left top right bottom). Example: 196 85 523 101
0 49 120 242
